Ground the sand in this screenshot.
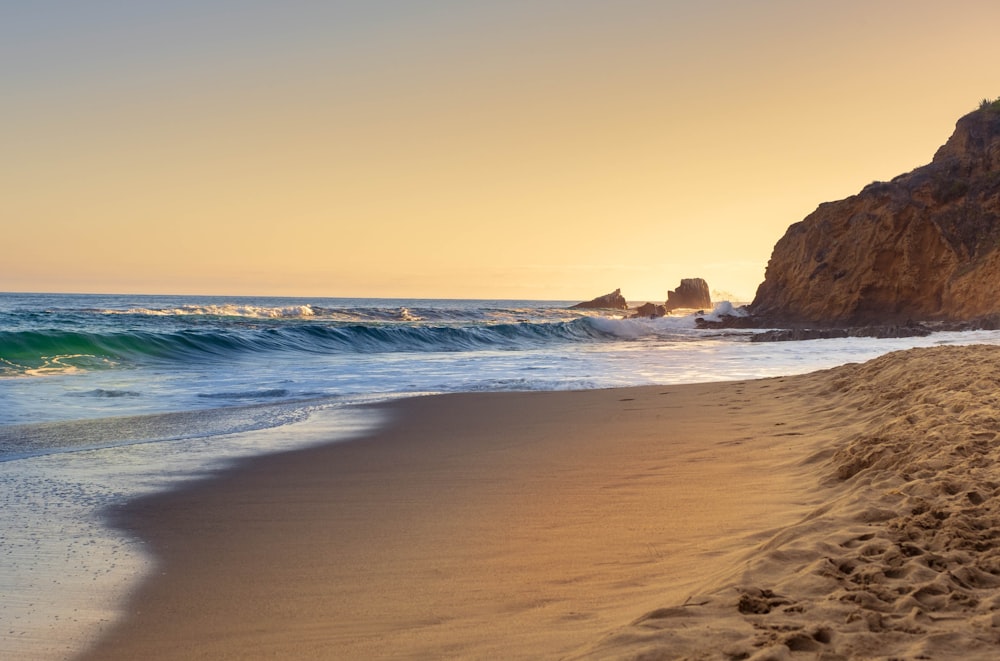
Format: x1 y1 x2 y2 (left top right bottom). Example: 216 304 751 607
78 345 1000 660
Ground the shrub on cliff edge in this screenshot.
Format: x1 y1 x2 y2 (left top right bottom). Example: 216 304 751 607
979 97 1000 111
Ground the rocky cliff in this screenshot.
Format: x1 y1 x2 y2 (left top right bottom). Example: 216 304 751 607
750 103 1000 325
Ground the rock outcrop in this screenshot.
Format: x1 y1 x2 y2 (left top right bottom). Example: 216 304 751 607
751 103 1000 325
750 323 932 342
630 302 667 318
570 288 628 310
665 278 712 311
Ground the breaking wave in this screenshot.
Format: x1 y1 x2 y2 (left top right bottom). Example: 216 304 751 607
111 304 318 318
0 296 748 378
0 318 683 376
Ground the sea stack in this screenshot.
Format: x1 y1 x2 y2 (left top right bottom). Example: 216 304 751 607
750 101 1000 325
664 278 712 311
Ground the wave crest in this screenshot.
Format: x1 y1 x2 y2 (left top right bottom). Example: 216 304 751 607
0 303 741 377
117 304 317 318
0 319 622 376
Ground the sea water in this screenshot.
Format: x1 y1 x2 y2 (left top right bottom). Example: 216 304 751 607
3 292 1000 659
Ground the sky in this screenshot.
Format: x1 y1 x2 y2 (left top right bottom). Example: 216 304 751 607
4 1 999 302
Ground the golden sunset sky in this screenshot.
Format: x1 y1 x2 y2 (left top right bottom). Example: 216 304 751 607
4 1 998 301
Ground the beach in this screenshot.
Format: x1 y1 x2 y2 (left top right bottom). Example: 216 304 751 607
76 344 1000 659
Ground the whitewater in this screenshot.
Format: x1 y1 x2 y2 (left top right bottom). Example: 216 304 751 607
3 291 1000 659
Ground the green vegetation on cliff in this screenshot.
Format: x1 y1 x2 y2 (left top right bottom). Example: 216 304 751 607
978 97 1000 111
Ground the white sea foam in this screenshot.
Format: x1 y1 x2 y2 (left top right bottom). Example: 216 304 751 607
396 307 421 321
585 312 706 339
118 304 317 318
700 300 749 321
21 354 117 378
584 301 750 340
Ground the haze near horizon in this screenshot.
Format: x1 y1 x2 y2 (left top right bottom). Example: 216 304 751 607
4 1 998 301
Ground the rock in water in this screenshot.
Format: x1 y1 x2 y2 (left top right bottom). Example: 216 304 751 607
751 102 1000 325
571 288 628 310
631 302 667 318
665 278 712 311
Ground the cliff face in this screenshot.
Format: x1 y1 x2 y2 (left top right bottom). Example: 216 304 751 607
751 105 1000 325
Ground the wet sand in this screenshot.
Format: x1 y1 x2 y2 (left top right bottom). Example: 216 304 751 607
80 345 1000 659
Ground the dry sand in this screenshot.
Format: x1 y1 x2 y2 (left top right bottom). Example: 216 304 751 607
79 345 1000 660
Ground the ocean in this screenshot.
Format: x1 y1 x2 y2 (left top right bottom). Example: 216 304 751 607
3 291 1000 659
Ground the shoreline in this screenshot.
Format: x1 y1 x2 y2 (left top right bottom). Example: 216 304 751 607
79 345 1000 659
